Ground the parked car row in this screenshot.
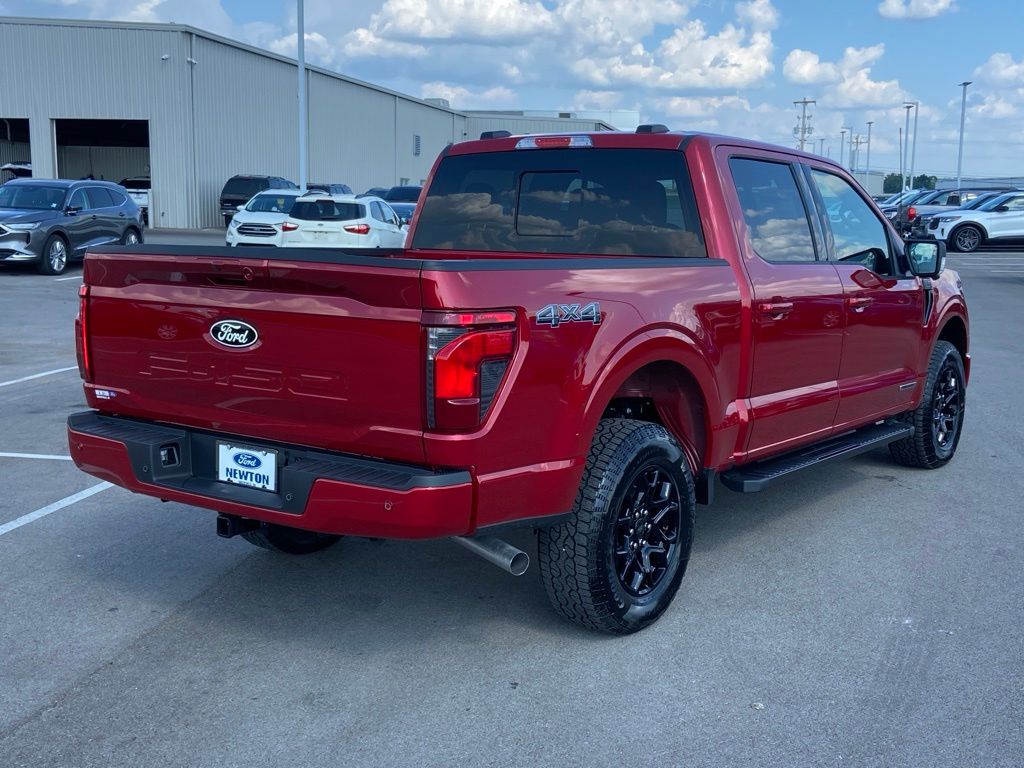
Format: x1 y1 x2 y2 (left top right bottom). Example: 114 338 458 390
221 178 422 249
0 178 144 274
878 186 1022 243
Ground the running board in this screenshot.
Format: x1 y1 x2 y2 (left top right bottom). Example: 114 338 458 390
721 421 914 493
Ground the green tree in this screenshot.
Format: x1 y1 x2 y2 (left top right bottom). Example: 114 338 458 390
883 173 903 193
913 174 937 190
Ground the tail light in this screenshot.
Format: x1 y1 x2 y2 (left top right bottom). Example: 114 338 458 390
908 206 917 220
344 223 371 235
424 310 518 431
76 283 92 382
281 221 299 232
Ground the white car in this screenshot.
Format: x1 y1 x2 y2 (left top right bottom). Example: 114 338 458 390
119 177 150 225
226 189 302 247
934 191 1024 252
281 194 407 249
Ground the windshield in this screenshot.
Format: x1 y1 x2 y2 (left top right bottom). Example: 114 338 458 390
0 185 66 210
246 193 299 213
916 190 944 204
978 192 1021 211
961 192 1000 210
290 200 364 221
412 148 706 257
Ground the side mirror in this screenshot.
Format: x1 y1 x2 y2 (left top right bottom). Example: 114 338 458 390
236 204 245 211
65 205 81 215
905 239 945 279
994 205 1009 212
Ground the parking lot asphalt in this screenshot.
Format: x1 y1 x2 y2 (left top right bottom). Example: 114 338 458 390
1 242 1022 767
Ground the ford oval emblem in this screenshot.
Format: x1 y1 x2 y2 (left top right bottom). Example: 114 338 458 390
233 452 262 469
210 319 258 349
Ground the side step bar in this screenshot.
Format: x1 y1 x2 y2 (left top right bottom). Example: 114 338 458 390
721 421 914 493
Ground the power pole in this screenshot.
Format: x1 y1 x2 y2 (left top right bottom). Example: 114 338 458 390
818 137 826 156
852 135 868 176
793 98 816 152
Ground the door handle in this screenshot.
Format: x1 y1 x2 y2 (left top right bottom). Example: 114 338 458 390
757 301 794 319
846 296 874 313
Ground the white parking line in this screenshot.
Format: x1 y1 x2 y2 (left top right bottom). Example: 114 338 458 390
55 275 83 282
0 452 73 461
0 366 77 389
0 482 112 538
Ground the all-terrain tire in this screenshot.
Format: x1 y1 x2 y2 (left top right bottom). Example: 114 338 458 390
242 523 341 555
890 340 966 469
537 419 696 635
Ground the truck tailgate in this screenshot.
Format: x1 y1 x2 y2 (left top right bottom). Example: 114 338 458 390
82 248 427 464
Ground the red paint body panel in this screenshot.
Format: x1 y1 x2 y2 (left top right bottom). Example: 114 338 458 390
70 132 969 540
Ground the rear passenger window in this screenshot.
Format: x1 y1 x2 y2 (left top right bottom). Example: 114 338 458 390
86 187 115 208
290 200 363 221
106 188 127 206
370 202 386 222
808 169 892 273
729 158 816 263
412 148 706 257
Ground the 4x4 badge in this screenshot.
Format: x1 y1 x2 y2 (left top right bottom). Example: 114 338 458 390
536 302 602 328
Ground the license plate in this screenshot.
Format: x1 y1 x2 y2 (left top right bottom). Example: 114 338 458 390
217 442 277 492
312 231 328 240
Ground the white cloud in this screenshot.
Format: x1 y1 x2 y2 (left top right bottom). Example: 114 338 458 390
736 0 779 30
571 90 623 110
973 52 1024 85
421 81 518 109
342 28 428 58
877 0 956 19
783 44 905 108
362 0 558 43
971 94 1017 119
32 0 236 36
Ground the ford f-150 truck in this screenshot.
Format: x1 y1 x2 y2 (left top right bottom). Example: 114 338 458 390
68 129 969 634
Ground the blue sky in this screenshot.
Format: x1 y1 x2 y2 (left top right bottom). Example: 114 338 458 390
6 0 1024 178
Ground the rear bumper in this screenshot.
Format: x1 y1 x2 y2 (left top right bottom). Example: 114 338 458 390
67 411 474 539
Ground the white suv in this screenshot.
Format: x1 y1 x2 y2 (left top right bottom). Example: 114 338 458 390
226 190 302 247
934 191 1024 252
281 194 407 249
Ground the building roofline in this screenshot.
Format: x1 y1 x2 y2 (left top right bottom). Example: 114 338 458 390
0 15 466 117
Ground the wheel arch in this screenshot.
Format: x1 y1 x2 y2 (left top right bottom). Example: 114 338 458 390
581 331 721 476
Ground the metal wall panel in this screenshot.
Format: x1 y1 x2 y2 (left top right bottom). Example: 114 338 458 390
0 21 197 227
191 35 300 227
56 146 149 184
395 100 462 186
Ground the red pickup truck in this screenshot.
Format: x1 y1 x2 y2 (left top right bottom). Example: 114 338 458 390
68 129 969 634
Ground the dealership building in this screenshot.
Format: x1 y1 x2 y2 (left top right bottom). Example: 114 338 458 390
0 17 617 229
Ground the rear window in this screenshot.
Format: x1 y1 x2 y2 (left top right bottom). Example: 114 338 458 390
119 178 151 190
290 200 364 221
223 177 265 197
411 149 705 257
384 186 422 202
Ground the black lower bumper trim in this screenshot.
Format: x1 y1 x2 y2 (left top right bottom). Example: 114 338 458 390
68 411 470 514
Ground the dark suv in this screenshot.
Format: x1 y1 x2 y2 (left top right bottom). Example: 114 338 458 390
220 175 297 226
0 179 143 275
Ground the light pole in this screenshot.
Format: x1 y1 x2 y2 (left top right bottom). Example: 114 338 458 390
818 137 826 156
956 81 971 190
840 128 847 166
865 121 874 190
902 103 913 189
841 127 853 170
297 0 308 191
905 101 919 191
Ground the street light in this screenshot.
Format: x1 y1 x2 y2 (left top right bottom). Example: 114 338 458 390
904 101 919 192
839 128 847 166
297 0 308 190
865 121 874 189
902 103 913 190
956 81 972 190
841 127 853 170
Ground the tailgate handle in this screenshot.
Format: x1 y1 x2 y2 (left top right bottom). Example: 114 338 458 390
206 262 259 287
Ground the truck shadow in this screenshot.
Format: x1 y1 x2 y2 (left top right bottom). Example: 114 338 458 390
61 447 908 649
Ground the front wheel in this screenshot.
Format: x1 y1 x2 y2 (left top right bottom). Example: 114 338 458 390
890 340 966 469
242 523 341 555
951 224 983 253
537 419 696 635
37 234 69 275
121 227 141 246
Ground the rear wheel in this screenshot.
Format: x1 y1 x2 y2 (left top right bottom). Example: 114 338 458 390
242 523 341 555
121 227 141 246
36 234 69 275
537 419 696 635
890 340 966 468
951 224 983 253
